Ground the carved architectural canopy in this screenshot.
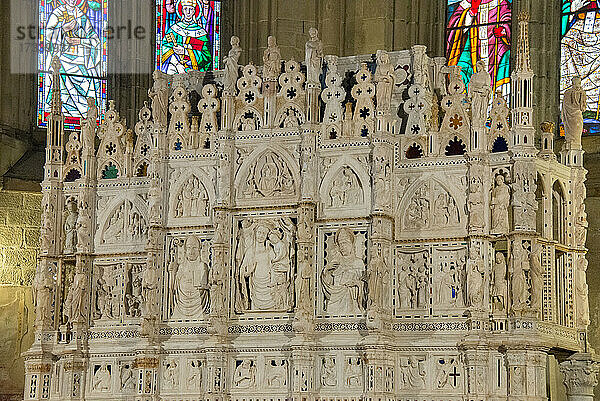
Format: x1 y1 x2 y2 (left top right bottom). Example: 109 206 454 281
24 26 594 401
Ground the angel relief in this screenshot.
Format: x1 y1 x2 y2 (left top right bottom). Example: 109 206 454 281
234 218 295 313
240 152 296 199
171 175 209 219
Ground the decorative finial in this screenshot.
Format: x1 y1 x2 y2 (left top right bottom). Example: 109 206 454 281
50 54 62 115
516 11 532 72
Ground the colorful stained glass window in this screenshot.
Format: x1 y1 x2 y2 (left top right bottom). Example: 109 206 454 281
446 0 512 97
38 0 108 129
156 0 221 74
561 0 600 135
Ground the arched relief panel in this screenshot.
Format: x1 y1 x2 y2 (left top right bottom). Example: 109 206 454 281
167 168 216 226
275 103 306 129
95 193 149 252
234 106 264 132
395 175 466 239
233 145 300 207
319 156 371 219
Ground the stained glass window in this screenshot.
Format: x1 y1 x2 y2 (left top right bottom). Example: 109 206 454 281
561 0 600 135
156 0 221 74
38 0 108 129
446 0 512 97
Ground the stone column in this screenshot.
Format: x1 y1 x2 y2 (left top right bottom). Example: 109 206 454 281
133 354 159 401
290 343 315 397
560 353 600 401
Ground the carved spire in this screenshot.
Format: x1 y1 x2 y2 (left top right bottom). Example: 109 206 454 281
516 11 532 73
50 54 62 116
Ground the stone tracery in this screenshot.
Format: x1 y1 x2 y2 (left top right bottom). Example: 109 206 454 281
24 21 597 401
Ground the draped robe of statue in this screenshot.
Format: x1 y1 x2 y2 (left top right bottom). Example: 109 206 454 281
322 229 365 315
172 237 209 318
562 77 587 149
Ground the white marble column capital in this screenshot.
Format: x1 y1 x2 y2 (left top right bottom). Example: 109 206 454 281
560 352 600 401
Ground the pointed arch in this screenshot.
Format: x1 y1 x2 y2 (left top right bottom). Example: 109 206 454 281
319 156 371 218
234 145 300 203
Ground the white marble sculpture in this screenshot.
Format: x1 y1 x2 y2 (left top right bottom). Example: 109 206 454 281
468 60 492 127
562 76 586 149
25 26 597 401
305 28 323 84
224 36 242 95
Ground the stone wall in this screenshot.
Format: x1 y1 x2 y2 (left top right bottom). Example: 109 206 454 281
0 190 41 285
0 190 40 401
0 286 34 401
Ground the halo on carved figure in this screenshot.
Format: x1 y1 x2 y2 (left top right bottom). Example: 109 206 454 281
168 171 214 223
319 156 371 218
96 195 149 249
234 146 299 204
396 176 465 238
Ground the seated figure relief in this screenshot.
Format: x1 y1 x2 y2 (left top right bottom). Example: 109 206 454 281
240 152 296 199
169 236 211 319
172 175 209 218
321 228 367 315
234 218 295 312
328 167 363 208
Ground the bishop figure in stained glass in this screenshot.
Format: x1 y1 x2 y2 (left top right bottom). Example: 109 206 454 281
159 0 212 74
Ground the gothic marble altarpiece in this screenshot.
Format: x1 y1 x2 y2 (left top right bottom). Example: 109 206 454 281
24 13 600 401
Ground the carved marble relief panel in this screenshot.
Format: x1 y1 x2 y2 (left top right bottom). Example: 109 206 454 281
167 165 215 226
234 146 299 207
431 245 467 315
95 193 148 252
163 232 212 322
319 155 371 219
318 225 368 317
396 175 466 239
232 215 296 316
91 258 146 325
395 247 430 316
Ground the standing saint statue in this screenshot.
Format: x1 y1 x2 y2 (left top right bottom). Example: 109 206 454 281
64 261 87 325
468 60 492 127
32 263 54 327
263 36 281 82
562 76 587 149
466 246 484 307
159 0 212 73
223 36 242 95
374 50 395 112
491 252 508 312
63 198 78 254
148 70 170 127
305 28 323 84
490 174 510 234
